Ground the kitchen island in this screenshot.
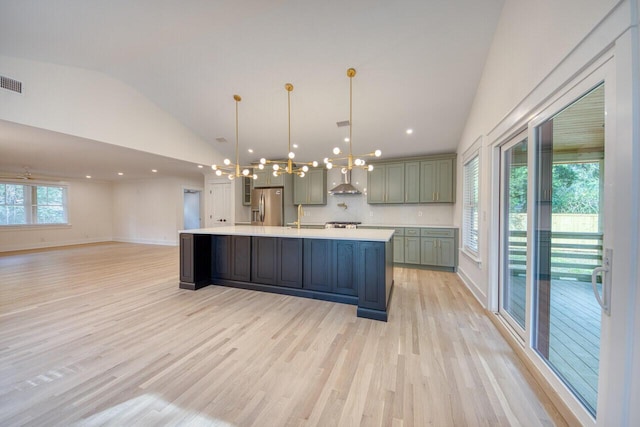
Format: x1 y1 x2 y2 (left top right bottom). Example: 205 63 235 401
179 226 394 321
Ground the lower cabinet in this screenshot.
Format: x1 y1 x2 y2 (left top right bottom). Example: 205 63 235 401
357 242 387 311
303 239 357 295
252 237 302 288
212 235 251 282
420 229 456 268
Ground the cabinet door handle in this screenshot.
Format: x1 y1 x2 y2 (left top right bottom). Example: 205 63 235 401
436 192 439 201
432 192 435 201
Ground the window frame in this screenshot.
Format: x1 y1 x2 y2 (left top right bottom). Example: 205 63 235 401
462 137 482 261
0 181 70 227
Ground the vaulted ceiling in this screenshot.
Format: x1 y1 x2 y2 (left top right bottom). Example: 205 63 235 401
0 0 505 181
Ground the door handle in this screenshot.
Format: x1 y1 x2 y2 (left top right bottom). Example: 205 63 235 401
591 248 612 316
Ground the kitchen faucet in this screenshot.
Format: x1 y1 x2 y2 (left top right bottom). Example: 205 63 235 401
294 204 304 229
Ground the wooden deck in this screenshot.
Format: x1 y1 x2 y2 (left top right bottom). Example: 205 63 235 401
0 242 567 426
507 274 600 413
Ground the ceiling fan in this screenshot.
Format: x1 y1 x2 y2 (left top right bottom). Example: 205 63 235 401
0 166 36 180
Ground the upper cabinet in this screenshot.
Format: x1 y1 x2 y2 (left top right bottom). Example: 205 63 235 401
419 158 455 203
293 168 327 205
253 170 285 188
368 154 456 204
242 176 253 206
367 162 405 204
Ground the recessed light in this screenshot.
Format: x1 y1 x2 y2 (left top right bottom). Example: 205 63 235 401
117 172 124 176
344 138 350 142
247 148 254 153
85 175 92 179
406 129 413 135
197 165 204 169
292 144 298 149
151 169 158 173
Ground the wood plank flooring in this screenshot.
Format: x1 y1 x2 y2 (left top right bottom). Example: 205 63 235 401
0 242 566 426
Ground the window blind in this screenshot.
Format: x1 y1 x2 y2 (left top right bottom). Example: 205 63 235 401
463 155 479 255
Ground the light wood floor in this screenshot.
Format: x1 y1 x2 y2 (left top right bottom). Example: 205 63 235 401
0 242 566 426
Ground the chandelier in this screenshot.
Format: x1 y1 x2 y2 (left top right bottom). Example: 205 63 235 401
256 83 319 177
324 68 381 172
211 94 255 180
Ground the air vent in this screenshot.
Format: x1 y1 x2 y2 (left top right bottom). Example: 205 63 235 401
1 76 22 93
336 120 350 127
215 137 228 143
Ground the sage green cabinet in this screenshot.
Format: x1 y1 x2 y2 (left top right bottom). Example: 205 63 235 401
420 158 454 203
367 162 405 204
293 168 327 205
404 228 421 264
253 170 285 188
420 228 456 268
242 176 253 206
404 161 420 203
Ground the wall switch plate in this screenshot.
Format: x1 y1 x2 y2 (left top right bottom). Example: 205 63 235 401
418 211 423 217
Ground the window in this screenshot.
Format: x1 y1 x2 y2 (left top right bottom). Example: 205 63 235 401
463 155 479 256
0 182 68 225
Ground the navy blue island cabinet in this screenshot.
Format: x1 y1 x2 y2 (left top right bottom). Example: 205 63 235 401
179 229 394 321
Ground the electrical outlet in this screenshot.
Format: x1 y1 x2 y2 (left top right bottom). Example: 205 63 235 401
369 211 374 217
418 211 423 217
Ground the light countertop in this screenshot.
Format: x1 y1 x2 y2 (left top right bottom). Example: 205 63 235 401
181 225 394 242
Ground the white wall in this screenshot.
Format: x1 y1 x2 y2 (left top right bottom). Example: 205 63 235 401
0 179 113 252
112 176 202 245
0 55 221 165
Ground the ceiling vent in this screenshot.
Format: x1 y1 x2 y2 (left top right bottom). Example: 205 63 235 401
215 137 228 143
336 120 350 127
1 76 22 93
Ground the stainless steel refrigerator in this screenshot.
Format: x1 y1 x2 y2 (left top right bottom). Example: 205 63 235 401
251 187 284 226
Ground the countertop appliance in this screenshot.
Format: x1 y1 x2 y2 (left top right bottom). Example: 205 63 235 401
325 221 361 229
252 187 284 226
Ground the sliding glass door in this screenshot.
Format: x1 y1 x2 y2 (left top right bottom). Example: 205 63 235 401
533 84 605 415
499 132 528 337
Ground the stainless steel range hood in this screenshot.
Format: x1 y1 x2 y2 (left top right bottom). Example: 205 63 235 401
329 169 361 195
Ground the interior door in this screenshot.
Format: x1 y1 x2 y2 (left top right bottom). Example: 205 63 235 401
532 84 606 416
207 182 231 227
498 131 529 338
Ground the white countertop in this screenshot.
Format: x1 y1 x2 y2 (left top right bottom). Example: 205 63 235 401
181 225 394 242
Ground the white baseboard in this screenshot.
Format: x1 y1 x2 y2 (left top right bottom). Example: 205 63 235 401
112 237 178 246
0 238 111 253
457 267 487 308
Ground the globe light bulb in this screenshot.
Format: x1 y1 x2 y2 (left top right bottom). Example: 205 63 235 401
312 161 318 167
253 174 258 180
258 163 264 170
302 165 309 172
215 170 222 176
326 162 333 169
223 158 231 166
273 164 279 171
260 158 267 164
341 167 348 174
242 169 249 176
323 158 329 164
228 174 235 180
333 147 341 155
354 158 362 166
288 152 295 159
272 171 278 177
368 164 374 171
374 149 382 157
211 164 218 170
299 172 305 178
